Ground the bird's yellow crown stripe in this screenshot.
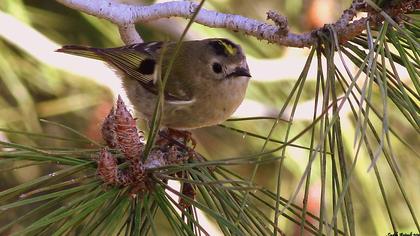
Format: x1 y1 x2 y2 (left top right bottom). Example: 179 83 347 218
217 40 237 56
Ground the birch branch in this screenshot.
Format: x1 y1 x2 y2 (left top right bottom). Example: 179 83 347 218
57 0 417 47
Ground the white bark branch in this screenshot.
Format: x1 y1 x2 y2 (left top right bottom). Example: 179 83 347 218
56 0 416 47
56 0 315 47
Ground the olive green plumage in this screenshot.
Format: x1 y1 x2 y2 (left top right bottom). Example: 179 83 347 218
57 38 251 129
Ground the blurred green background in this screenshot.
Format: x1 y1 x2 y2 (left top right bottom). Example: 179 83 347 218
0 0 418 235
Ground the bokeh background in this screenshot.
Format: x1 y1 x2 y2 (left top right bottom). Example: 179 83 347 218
1 0 419 235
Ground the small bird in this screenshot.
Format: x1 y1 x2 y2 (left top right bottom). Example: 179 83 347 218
57 38 251 130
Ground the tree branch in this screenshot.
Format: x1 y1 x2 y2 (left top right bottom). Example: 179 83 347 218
56 0 315 47
57 0 417 47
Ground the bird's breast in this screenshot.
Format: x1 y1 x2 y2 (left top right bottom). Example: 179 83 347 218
162 76 249 129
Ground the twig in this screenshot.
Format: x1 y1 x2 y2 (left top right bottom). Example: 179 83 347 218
266 10 289 37
118 24 143 44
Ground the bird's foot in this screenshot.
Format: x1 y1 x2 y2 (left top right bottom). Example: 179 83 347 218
157 128 196 149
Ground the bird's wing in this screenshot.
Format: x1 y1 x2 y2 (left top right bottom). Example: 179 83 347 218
57 42 191 102
56 42 161 86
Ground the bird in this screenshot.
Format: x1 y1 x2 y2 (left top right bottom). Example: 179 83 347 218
56 38 251 130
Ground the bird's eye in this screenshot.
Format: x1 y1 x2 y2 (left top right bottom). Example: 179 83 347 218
212 62 223 74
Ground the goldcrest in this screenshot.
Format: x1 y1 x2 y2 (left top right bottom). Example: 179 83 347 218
57 38 251 129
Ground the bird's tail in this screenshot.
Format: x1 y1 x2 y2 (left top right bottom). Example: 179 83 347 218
56 45 105 61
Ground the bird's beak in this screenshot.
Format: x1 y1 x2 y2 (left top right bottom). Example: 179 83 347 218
227 67 251 78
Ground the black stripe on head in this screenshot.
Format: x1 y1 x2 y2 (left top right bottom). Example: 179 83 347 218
208 39 238 57
137 59 156 75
